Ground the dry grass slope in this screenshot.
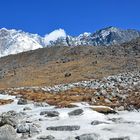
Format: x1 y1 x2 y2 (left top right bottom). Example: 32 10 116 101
0 38 140 89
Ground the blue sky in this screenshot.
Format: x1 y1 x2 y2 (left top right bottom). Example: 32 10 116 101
0 0 139 36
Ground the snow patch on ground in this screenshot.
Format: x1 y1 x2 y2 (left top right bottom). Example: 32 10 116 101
0 94 140 140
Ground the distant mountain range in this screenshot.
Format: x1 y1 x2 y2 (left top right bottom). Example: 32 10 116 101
0 26 140 57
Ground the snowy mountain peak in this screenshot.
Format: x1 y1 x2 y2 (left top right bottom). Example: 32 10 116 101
48 26 140 47
102 26 121 31
0 28 44 57
44 29 66 46
96 26 121 38
79 32 91 37
0 27 140 57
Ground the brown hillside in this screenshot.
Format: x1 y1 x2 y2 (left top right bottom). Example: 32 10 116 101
0 38 140 89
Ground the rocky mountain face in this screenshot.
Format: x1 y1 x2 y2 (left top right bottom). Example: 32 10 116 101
0 27 140 57
50 26 140 47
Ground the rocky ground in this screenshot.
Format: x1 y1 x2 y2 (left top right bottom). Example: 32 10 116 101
0 71 140 140
4 71 140 110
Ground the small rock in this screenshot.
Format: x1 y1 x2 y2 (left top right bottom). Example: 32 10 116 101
91 120 110 125
117 106 125 111
37 135 55 140
108 117 123 123
65 72 71 77
102 128 112 131
104 99 112 104
46 125 80 131
23 107 32 111
101 90 107 96
111 92 117 97
65 136 76 140
39 118 43 121
17 98 27 105
92 61 97 65
21 133 29 139
34 102 48 107
68 109 83 116
40 111 59 117
110 136 130 140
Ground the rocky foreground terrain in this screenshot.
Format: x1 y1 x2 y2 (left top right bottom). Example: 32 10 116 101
0 33 140 140
0 71 140 140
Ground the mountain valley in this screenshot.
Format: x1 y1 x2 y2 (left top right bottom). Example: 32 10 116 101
0 27 140 140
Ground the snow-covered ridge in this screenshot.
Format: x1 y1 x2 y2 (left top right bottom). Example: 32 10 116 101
0 28 44 57
0 26 140 57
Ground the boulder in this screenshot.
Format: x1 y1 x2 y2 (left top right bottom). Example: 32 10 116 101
17 123 40 136
29 123 40 134
0 99 13 105
90 106 117 114
75 133 100 140
17 123 29 133
0 111 25 128
68 109 83 116
0 124 19 140
46 125 80 131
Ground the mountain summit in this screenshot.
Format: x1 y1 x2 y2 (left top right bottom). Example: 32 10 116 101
91 26 140 46
53 26 140 47
0 28 45 57
0 26 140 57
